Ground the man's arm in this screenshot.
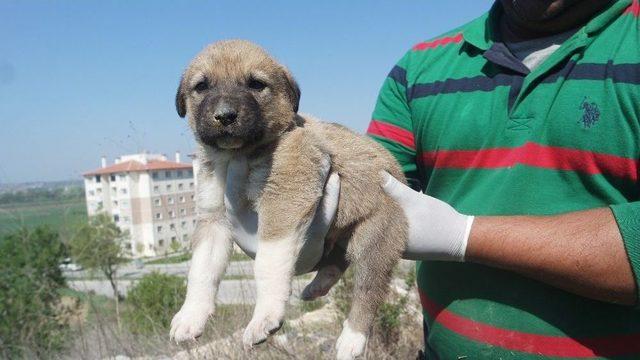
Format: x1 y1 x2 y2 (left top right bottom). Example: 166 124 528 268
382 173 640 306
466 207 637 305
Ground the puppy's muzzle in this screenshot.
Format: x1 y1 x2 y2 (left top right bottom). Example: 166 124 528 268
195 90 264 149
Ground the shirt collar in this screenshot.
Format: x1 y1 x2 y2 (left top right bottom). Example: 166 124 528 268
462 0 633 51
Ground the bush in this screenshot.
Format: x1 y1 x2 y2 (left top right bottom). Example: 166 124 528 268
124 272 186 334
0 226 67 358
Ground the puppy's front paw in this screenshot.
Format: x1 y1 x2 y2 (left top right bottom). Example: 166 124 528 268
335 320 367 360
170 302 214 343
242 308 284 348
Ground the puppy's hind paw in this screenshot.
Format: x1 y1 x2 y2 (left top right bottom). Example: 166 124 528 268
335 320 367 360
301 265 343 301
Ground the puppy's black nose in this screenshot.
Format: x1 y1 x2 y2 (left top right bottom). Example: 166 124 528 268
214 106 238 126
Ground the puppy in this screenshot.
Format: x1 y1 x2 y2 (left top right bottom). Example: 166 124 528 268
170 40 407 360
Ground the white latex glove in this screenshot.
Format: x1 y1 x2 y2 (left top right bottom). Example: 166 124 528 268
381 172 474 262
224 158 340 274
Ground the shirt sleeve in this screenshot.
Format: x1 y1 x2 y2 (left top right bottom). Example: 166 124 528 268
610 201 640 305
367 55 421 190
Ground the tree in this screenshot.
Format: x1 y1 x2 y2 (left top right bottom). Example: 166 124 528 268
0 226 67 358
124 272 186 334
70 213 127 326
169 238 182 254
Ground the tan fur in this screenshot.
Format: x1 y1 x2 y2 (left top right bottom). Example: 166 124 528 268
176 40 408 355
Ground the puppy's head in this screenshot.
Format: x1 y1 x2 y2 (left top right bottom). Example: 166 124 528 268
176 40 300 150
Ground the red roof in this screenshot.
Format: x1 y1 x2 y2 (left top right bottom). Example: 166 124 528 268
83 159 192 176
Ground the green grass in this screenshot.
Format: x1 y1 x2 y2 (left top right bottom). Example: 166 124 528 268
0 199 87 235
299 299 325 312
145 252 191 265
59 287 108 306
145 250 251 265
230 251 250 261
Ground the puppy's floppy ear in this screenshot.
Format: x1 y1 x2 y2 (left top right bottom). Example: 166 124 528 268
282 68 301 113
175 76 187 118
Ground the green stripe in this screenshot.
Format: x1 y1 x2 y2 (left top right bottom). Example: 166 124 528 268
419 261 640 337
407 79 640 157
372 79 411 130
424 167 636 215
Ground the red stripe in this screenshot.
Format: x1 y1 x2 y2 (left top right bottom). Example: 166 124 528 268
367 120 415 149
624 0 640 16
412 33 463 51
419 290 640 357
420 142 638 181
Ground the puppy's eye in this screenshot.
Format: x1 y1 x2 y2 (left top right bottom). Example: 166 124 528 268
194 81 208 93
248 78 267 91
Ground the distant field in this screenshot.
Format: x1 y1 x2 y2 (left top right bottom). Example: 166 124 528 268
0 199 87 235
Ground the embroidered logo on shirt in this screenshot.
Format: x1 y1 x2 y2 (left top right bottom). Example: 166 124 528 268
578 97 600 129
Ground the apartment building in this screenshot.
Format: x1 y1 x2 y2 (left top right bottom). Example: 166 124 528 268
83 152 196 258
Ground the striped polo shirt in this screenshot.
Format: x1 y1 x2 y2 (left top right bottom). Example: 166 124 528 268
367 0 640 358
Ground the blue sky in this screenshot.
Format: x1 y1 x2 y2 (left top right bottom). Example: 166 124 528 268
0 0 493 183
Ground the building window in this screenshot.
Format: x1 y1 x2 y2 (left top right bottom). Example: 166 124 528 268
178 170 184 177
122 216 129 223
153 185 159 193
120 188 127 194
169 210 176 218
190 194 194 201
180 208 186 216
118 173 126 180
178 183 184 190
170 223 175 230
113 214 120 223
97 188 102 194
168 197 174 205
181 221 186 228
159 239 164 246
97 201 103 208
154 198 161 207
95 175 101 183
152 172 159 180
188 170 193 177
113 200 118 206
88 190 95 196
110 175 116 182
171 236 176 242
192 219 196 225
165 171 172 178
111 187 117 193
157 226 162 233
189 182 194 189
166 184 172 191
179 196 185 203
182 234 188 242
155 213 162 220
125 242 132 250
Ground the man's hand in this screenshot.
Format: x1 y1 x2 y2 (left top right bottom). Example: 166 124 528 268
224 158 340 274
381 172 475 261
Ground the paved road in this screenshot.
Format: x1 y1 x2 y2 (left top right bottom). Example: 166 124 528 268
68 278 310 304
66 260 311 304
66 260 254 280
